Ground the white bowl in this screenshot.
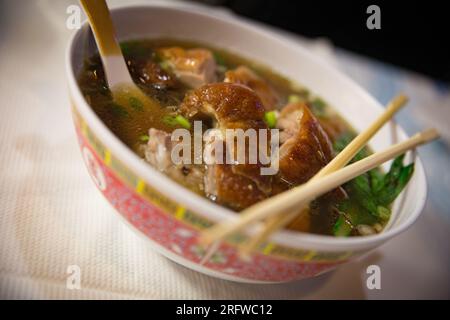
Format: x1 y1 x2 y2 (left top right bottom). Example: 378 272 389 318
66 3 427 283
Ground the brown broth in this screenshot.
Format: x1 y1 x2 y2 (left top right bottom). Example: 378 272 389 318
78 38 386 236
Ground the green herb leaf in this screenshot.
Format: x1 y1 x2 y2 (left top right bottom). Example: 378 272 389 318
376 206 391 221
109 102 129 118
139 134 150 142
351 175 379 215
159 60 171 72
333 132 369 162
120 42 147 58
369 169 384 193
333 132 414 231
163 115 191 129
374 156 415 206
213 52 227 67
175 115 191 129
288 94 302 104
310 97 327 117
333 214 353 237
338 198 378 226
162 115 177 126
263 111 277 129
129 97 144 111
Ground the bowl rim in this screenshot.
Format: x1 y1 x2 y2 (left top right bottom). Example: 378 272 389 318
65 3 428 252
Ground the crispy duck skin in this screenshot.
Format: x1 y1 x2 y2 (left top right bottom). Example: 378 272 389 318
181 82 273 210
181 82 267 129
274 102 347 229
138 61 179 89
277 102 335 186
204 164 269 211
158 47 217 88
224 66 280 111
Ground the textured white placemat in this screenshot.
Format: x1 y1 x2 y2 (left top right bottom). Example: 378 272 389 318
0 0 448 299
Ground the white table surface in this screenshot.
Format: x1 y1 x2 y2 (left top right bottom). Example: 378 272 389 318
0 0 448 299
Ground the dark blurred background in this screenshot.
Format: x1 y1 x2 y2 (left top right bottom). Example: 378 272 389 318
192 0 450 82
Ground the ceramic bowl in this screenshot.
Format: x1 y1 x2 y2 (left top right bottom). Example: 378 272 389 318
66 4 427 283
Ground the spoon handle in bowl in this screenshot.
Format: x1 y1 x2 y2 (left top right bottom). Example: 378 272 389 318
79 0 133 87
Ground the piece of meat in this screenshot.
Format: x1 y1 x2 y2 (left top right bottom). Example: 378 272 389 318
181 82 267 130
204 164 268 211
158 47 217 88
286 207 311 232
276 102 347 228
202 128 268 211
144 128 173 172
138 61 178 89
181 83 273 210
224 66 280 111
143 128 204 194
317 116 349 143
277 102 335 186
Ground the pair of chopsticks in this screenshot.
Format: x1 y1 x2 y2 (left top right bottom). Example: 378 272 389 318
200 94 439 254
240 94 406 255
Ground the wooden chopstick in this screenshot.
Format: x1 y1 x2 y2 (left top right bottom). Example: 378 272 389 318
240 94 408 255
201 128 439 244
202 94 406 260
315 94 408 176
